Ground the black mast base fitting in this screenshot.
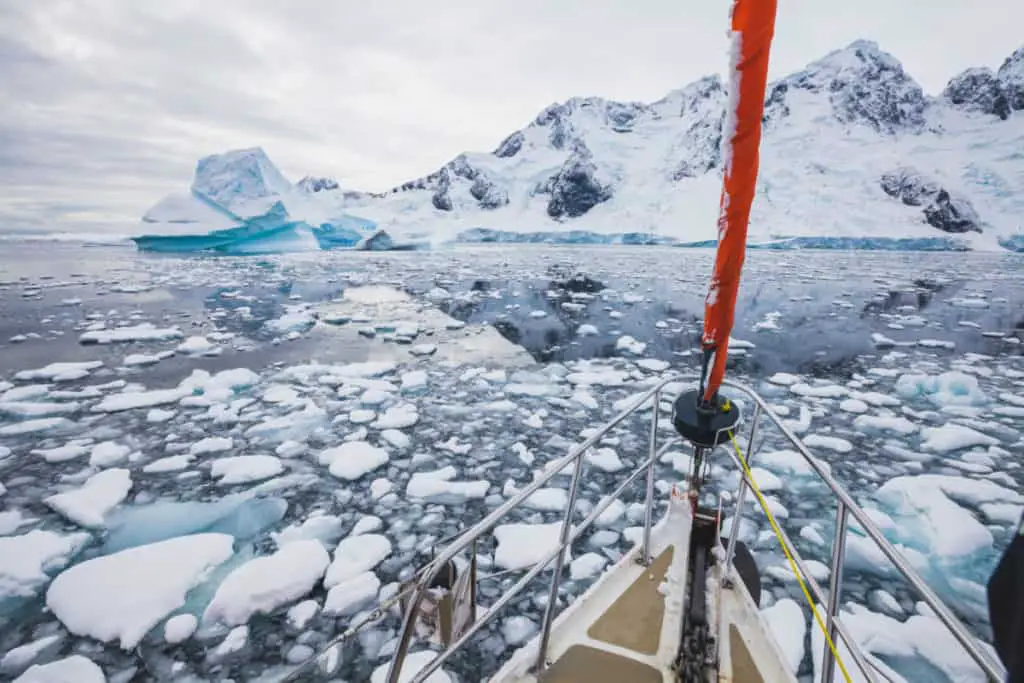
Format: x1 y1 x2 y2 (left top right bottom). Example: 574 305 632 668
673 389 740 448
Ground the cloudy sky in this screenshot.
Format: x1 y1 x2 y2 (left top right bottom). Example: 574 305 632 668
1 0 1020 233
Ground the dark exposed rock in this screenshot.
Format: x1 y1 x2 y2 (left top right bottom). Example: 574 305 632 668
296 176 339 193
943 68 1010 120
880 167 982 233
544 143 612 219
493 131 524 158
997 46 1024 112
775 41 926 132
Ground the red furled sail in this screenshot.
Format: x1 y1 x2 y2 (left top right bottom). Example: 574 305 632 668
699 0 778 403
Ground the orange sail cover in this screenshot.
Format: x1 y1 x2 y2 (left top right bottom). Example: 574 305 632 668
700 0 778 402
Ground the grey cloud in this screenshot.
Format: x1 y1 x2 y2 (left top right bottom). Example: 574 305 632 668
0 0 1021 233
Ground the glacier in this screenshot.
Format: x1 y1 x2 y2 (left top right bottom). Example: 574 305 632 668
134 148 397 254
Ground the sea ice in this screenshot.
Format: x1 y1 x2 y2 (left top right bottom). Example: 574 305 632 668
12 655 105 683
319 441 389 481
211 455 284 484
324 534 392 588
46 533 234 648
494 522 569 571
0 530 89 600
406 467 489 503
204 539 330 626
79 324 183 345
45 468 132 528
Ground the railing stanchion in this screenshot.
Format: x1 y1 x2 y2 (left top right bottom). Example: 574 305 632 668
821 502 848 683
642 390 661 567
535 447 586 673
724 402 761 570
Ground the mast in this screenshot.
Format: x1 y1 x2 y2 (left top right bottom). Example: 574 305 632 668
698 0 778 406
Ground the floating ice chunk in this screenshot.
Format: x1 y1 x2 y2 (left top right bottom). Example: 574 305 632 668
790 383 847 398
12 655 105 683
272 514 345 549
319 441 389 481
89 441 131 467
287 599 320 629
164 614 198 644
190 436 234 456
142 455 193 473
265 306 317 335
800 525 825 545
400 370 427 392
803 434 854 454
324 570 380 617
79 324 183 345
981 503 1023 525
637 359 669 372
45 469 131 528
0 530 89 600
211 455 284 484
370 478 393 500
204 539 329 627
1 384 50 402
871 333 896 349
576 324 599 337
875 475 1020 559
596 498 626 526
761 599 806 673
0 634 61 675
853 415 917 435
349 409 377 424
380 429 411 449
839 399 869 414
494 522 569 571
360 389 392 406
749 467 783 491
502 614 540 646
406 467 489 503
14 361 103 382
372 404 419 429
213 625 249 658
920 424 998 453
324 534 392 588
896 372 986 407
615 335 646 355
0 400 81 418
524 488 569 512
852 391 901 407
370 650 452 683
586 447 624 473
506 383 562 397
352 515 383 536
123 351 174 367
31 442 90 463
756 450 827 477
999 392 1024 407
781 406 812 435
146 408 175 423
571 390 599 410
767 373 800 386
567 368 629 387
410 344 437 357
103 495 286 553
918 339 955 350
177 336 220 356
0 418 74 436
245 402 327 443
46 533 234 649
92 388 187 413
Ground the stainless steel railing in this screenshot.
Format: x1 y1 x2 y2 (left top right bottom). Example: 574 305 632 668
718 379 1006 683
384 377 1007 683
383 376 677 683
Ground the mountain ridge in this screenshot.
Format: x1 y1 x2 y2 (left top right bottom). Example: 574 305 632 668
317 39 1022 250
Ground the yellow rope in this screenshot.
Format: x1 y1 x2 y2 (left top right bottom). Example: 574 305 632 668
727 431 853 683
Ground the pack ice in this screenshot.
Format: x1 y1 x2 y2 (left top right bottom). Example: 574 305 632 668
133 148 393 254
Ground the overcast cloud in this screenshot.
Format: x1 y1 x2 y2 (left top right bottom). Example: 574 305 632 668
1 0 1021 232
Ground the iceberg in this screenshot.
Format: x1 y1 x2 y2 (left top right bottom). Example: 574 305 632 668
134 148 394 254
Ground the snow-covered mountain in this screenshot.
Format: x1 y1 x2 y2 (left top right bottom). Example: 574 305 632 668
335 41 1024 250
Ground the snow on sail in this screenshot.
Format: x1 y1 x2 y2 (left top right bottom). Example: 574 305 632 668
699 0 778 403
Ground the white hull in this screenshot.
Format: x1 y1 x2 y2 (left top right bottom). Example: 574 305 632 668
491 486 796 683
